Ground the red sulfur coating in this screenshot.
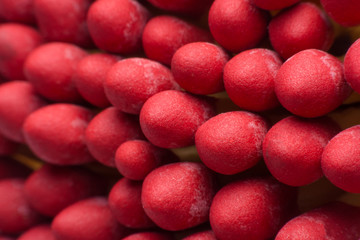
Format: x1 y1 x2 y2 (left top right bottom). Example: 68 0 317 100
210 177 296 240
0 134 17 156
115 140 178 180
0 179 43 234
18 225 56 240
142 162 216 231
322 125 360 193
24 42 87 103
224 49 282 111
183 230 217 240
23 104 94 165
108 178 155 228
0 157 31 179
195 111 269 175
320 0 360 27
87 0 149 54
85 107 144 167
105 58 180 114
208 0 268 53
0 23 42 80
0 0 36 24
252 0 300 10
0 81 46 143
275 202 360 240
24 164 104 217
52 197 125 240
140 90 215 148
275 49 352 118
34 0 93 47
147 0 212 14
344 38 360 94
269 3 334 60
122 232 173 240
75 53 118 108
171 42 229 95
263 116 339 186
142 16 212 66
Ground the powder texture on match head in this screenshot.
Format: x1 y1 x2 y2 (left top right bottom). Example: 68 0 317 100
142 15 212 66
208 0 269 53
275 49 352 118
275 202 360 240
269 2 334 59
224 48 282 112
140 90 215 149
171 42 228 95
85 107 144 167
115 140 178 180
108 178 155 228
322 125 360 193
24 42 87 103
210 177 296 240
142 162 215 231
105 57 180 114
75 53 118 108
52 197 125 240
196 111 269 175
87 0 149 54
263 116 339 186
23 104 94 165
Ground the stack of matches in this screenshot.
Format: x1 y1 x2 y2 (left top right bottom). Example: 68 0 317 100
1 0 360 239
